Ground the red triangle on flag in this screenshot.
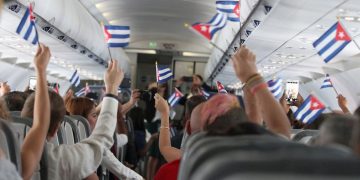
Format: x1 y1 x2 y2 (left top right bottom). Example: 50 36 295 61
217 81 224 90
309 96 325 110
192 24 211 40
335 22 351 41
233 3 240 17
103 27 112 41
174 88 184 97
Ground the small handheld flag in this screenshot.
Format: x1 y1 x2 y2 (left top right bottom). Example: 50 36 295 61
191 13 227 40
216 81 228 93
267 78 283 100
168 88 184 107
312 21 351 63
75 83 91 97
156 62 173 84
320 74 333 89
16 5 39 45
69 70 81 87
294 95 326 124
216 0 240 22
103 25 130 48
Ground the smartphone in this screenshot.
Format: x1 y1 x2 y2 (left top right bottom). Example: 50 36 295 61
29 77 36 90
285 80 299 105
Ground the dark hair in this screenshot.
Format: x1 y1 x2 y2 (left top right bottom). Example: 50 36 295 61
184 95 207 125
2 91 28 111
194 74 203 82
128 107 145 131
21 90 66 135
204 107 249 135
66 97 95 118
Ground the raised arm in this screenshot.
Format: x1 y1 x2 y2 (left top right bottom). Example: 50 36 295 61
121 89 140 115
21 44 51 180
232 46 291 138
155 93 182 162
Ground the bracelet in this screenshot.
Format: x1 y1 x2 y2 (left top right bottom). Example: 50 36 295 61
250 82 268 95
242 74 262 89
243 77 265 91
160 126 170 129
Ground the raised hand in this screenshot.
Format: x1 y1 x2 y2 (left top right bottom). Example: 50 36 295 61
104 60 124 95
154 93 170 116
337 94 350 113
34 43 51 74
0 82 10 96
129 89 140 105
231 46 258 82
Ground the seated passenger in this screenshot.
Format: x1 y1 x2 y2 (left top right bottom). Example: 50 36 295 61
2 91 29 111
21 53 142 179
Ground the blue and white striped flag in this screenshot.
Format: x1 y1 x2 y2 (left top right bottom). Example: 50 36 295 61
168 88 184 107
267 78 283 100
16 5 38 45
103 25 130 47
320 74 333 89
69 70 81 87
312 22 351 63
294 95 325 124
156 63 173 84
192 13 227 40
201 89 211 99
216 0 240 22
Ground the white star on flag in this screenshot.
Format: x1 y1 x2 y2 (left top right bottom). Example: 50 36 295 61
338 31 345 39
201 26 208 32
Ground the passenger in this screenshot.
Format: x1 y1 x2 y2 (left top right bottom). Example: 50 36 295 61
2 91 29 111
314 115 355 153
20 44 53 180
157 95 206 163
337 94 350 114
352 110 360 156
22 57 143 179
0 82 10 97
0 98 10 120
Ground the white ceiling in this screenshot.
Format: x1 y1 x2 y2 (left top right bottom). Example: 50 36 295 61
80 0 218 53
215 0 360 86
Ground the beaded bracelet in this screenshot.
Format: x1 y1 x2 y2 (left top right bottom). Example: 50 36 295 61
242 73 261 89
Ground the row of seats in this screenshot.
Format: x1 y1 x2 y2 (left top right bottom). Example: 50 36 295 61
0 111 134 180
179 132 360 180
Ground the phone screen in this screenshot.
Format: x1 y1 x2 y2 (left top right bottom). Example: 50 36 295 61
285 80 299 104
29 77 36 90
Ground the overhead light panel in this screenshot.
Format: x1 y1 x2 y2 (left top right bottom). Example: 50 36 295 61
125 49 157 54
182 52 210 57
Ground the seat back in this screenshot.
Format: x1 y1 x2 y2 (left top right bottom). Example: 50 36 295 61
292 130 319 144
70 115 91 140
10 116 48 180
62 116 80 144
0 119 21 173
10 111 21 117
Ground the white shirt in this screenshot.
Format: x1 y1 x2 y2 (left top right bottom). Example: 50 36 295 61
45 97 142 180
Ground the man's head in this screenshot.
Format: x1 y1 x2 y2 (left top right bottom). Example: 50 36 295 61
316 115 356 148
2 91 28 111
21 90 66 138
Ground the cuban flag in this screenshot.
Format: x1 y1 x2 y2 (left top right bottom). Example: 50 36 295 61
320 74 333 89
75 84 91 97
168 88 184 107
192 13 227 40
313 22 351 63
16 5 38 45
294 95 326 124
216 0 240 22
267 78 283 100
103 25 130 47
216 81 228 93
156 64 173 83
69 70 81 87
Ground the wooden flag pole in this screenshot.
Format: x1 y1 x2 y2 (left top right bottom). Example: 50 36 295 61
107 47 113 61
329 79 339 96
155 61 159 90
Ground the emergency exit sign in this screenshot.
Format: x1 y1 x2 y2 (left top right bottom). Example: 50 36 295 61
149 41 157 48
